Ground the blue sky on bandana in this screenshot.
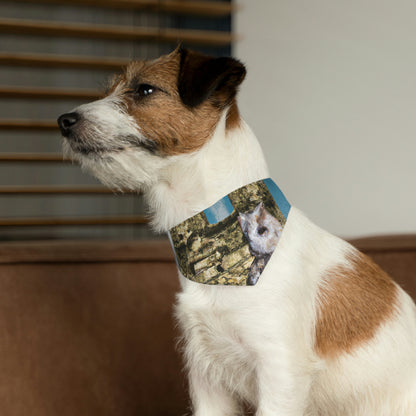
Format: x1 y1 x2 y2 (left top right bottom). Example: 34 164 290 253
203 179 290 225
263 178 291 219
204 196 234 224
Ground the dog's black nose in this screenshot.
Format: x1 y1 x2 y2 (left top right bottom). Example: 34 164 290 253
57 112 80 136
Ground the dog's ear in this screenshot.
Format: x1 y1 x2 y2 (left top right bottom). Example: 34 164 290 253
178 48 246 108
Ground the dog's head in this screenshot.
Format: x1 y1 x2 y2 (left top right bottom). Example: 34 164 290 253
58 47 246 190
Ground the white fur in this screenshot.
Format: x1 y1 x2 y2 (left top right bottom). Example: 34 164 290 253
63 88 168 191
64 97 416 415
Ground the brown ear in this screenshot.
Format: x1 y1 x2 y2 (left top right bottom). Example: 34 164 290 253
178 48 246 108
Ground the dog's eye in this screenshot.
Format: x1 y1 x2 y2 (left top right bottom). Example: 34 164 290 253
257 226 268 236
134 84 156 98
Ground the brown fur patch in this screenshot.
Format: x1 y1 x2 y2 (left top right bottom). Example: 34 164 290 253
226 99 241 131
108 50 224 156
315 251 398 358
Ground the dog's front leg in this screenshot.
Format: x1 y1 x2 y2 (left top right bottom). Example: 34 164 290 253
254 349 312 416
189 368 241 416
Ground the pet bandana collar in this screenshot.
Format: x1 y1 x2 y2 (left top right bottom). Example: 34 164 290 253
168 178 291 286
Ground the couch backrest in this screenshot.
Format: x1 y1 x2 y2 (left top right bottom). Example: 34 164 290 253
0 240 187 416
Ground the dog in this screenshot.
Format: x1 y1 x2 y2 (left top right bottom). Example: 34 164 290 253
58 47 416 415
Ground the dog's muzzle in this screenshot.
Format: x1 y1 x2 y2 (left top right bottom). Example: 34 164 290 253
57 112 80 137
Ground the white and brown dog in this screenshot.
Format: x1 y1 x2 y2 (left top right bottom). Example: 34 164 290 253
58 48 416 415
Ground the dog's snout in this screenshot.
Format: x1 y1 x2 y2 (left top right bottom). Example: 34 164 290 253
58 112 80 136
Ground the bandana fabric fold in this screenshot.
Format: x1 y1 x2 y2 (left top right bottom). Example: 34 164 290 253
168 179 290 286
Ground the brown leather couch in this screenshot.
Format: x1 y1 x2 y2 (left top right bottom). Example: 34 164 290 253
0 236 415 416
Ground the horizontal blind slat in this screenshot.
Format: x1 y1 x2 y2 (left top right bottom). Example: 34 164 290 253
0 18 234 46
0 53 129 70
0 153 64 162
0 186 137 194
9 0 234 17
0 87 101 100
0 215 148 226
0 120 58 130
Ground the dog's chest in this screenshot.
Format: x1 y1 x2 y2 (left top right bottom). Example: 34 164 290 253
176 290 256 390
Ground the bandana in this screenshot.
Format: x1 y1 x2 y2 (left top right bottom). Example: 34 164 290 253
168 179 290 286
